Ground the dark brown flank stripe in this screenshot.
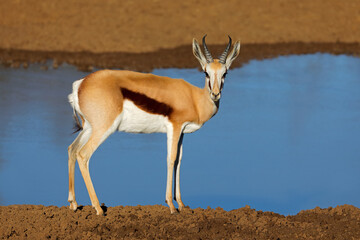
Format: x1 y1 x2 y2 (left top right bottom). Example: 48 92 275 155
120 88 173 116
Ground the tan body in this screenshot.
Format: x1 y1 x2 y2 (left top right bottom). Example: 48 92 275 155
67 36 240 215
79 70 217 131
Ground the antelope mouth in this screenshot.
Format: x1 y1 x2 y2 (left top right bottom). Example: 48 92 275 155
210 92 221 101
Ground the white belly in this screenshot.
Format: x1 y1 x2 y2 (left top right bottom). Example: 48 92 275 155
118 100 168 133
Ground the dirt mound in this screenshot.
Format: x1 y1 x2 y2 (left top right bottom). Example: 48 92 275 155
1 204 359 239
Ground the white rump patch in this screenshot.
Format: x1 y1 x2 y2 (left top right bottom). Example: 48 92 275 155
68 78 84 116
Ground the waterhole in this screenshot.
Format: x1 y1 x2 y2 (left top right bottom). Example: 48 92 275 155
0 53 359 215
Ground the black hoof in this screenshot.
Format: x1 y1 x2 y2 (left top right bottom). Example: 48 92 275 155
100 203 108 215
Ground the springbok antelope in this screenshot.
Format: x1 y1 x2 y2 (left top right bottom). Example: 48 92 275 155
67 35 240 215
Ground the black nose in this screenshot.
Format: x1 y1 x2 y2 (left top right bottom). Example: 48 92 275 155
212 92 220 97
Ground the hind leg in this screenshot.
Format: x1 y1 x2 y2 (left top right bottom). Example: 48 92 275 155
76 113 122 215
68 129 90 211
68 143 78 211
76 126 115 215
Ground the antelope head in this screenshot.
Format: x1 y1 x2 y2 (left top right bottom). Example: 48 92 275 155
193 35 240 102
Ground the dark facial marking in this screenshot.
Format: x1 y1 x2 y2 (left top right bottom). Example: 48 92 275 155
222 71 227 79
220 71 227 91
220 80 224 91
121 88 173 116
204 71 210 78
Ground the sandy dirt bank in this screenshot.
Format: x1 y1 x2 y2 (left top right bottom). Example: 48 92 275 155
1 204 360 239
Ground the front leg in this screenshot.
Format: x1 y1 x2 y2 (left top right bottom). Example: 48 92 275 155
165 123 182 214
174 133 185 211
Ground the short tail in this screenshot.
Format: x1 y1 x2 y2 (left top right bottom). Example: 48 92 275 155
72 108 83 134
69 78 85 134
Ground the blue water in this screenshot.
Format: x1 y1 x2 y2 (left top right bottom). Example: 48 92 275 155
0 54 359 215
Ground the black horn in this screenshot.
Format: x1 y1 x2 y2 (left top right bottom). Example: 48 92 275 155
202 34 214 63
219 35 232 64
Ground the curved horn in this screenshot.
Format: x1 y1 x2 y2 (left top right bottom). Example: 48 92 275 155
219 35 232 64
202 34 214 63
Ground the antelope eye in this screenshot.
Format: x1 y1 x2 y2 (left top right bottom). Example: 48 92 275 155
222 72 227 79
204 72 210 78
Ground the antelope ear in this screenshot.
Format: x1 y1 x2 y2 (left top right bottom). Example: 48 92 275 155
225 41 241 69
192 38 207 70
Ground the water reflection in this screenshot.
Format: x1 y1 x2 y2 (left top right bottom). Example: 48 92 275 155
0 54 359 215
